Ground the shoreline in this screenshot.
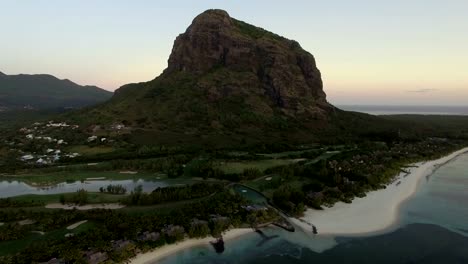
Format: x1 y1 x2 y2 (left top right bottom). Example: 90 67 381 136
129 228 253 264
291 147 468 236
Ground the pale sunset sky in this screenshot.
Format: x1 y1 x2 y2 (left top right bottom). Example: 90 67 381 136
1 0 467 105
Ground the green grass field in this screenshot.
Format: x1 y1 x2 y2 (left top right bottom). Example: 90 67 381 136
0 221 97 256
303 151 341 165
244 174 281 189
10 192 125 205
216 159 303 174
257 149 318 159
119 196 211 215
66 145 116 156
0 170 165 186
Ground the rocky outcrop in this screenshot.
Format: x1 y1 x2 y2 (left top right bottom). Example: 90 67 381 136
165 9 330 117
83 9 340 148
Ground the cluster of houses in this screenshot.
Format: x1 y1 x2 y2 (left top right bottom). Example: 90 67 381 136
11 120 131 166
87 135 107 143
39 227 180 264
89 123 128 133
85 122 130 144
20 151 80 165
16 121 82 165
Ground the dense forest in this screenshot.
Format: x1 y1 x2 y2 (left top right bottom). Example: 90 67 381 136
1 111 468 263
0 191 278 263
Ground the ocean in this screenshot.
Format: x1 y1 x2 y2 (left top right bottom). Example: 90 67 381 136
337 105 468 116
157 153 468 264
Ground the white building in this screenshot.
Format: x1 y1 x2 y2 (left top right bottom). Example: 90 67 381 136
21 154 34 161
87 136 97 142
36 158 49 165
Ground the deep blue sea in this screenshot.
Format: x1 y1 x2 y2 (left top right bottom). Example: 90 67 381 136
157 153 468 264
337 105 468 116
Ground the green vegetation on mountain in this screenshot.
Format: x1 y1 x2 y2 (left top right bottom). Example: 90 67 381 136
64 9 333 148
0 72 112 110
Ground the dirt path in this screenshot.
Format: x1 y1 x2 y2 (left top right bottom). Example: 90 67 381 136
18 219 36 225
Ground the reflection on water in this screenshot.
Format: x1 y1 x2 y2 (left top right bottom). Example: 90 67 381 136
0 179 171 198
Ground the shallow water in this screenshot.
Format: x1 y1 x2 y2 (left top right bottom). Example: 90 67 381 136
158 153 468 264
399 154 468 235
232 184 268 204
0 179 172 198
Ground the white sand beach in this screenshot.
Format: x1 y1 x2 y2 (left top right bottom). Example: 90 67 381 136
85 177 106 180
67 220 88 230
120 171 138 174
292 147 468 236
130 228 252 264
18 219 36 225
46 203 125 210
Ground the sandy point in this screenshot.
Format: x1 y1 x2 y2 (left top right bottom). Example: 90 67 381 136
292 147 468 236
129 228 253 264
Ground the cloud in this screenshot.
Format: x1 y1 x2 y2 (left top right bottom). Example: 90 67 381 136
406 88 439 93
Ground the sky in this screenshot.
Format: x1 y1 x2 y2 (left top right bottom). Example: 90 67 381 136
1 0 467 106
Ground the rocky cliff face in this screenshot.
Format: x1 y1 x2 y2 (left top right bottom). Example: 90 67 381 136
164 9 329 117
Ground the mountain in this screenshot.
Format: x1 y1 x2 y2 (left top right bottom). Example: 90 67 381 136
71 9 393 147
0 72 112 110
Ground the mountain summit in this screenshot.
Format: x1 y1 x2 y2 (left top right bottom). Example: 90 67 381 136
79 9 346 147
165 9 329 116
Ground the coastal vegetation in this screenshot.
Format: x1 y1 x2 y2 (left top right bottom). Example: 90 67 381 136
122 183 223 206
99 184 127 195
0 191 280 263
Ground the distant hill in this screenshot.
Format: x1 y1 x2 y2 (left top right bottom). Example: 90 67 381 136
0 72 112 110
67 9 403 148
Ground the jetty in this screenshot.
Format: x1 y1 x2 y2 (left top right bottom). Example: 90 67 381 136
210 237 225 253
255 229 279 247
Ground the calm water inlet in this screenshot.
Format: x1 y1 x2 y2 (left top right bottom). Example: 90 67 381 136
0 179 172 198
